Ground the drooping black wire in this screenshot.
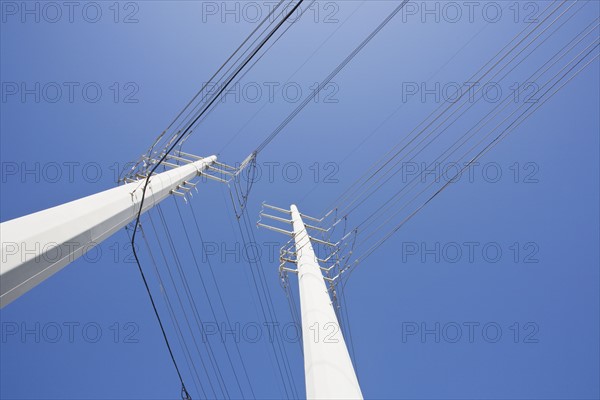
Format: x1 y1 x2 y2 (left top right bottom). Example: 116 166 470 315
147 212 217 398
136 222 206 398
127 1 305 396
129 222 190 398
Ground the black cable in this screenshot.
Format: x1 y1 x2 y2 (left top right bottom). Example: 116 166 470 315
156 205 230 399
174 0 291 152
128 1 305 396
180 0 319 154
148 212 217 398
123 0 287 179
129 222 190 397
137 223 205 398
217 0 365 155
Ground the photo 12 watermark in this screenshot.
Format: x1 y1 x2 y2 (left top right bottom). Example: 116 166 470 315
399 241 540 264
401 81 542 104
397 161 540 184
1 82 140 104
1 321 140 344
202 81 339 105
200 1 340 24
1 1 140 24
400 321 540 344
399 2 542 24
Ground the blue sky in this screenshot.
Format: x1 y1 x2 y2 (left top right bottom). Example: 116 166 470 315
1 1 599 399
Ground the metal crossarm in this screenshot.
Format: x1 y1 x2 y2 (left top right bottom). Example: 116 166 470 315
257 223 293 236
260 213 293 225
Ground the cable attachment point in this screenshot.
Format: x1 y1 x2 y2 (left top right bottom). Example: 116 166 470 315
181 385 192 400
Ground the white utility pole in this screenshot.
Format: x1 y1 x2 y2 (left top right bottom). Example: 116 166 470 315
290 204 363 400
0 155 217 308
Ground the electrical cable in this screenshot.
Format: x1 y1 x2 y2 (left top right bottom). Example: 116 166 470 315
127 2 305 396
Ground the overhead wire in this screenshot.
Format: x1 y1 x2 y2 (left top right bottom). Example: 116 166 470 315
156 205 230 399
134 223 206 398
119 1 597 397
330 0 571 217
325 0 565 214
187 199 257 398
343 34 599 284
219 185 291 399
253 0 411 155
285 0 597 302
236 204 300 398
336 0 580 219
146 213 218 398
127 1 306 396
354 18 599 238
172 198 248 399
149 211 222 398
316 0 588 250
180 0 319 153
217 0 366 155
129 0 287 172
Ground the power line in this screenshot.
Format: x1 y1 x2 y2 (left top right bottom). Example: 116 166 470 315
127 2 305 397
356 20 599 238
188 199 257 398
136 223 207 398
235 204 299 398
345 38 599 282
254 0 411 155
325 0 565 214
157 205 230 398
172 198 249 399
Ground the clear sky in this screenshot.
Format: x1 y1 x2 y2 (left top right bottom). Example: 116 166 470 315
1 1 599 399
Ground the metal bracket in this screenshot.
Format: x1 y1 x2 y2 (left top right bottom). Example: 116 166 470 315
257 202 361 298
121 150 257 192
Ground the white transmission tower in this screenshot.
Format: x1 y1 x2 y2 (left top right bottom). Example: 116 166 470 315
259 203 363 400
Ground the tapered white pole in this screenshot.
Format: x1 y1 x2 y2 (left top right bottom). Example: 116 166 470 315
290 204 362 400
0 156 217 308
